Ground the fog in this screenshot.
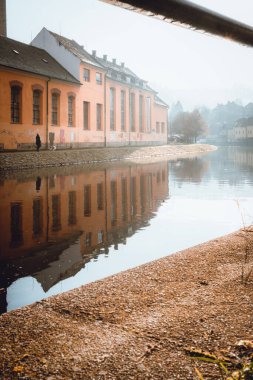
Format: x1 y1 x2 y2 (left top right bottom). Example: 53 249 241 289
7 0 253 110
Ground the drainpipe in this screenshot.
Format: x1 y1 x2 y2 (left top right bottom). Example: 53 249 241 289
46 78 51 149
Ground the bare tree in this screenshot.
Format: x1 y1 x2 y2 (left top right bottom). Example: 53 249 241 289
172 110 208 143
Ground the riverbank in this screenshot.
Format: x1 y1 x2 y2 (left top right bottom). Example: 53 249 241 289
0 228 252 379
0 144 215 171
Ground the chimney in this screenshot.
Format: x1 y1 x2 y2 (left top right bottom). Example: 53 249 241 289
103 54 107 61
121 62 125 68
112 58 116 65
0 0 7 37
92 50 96 57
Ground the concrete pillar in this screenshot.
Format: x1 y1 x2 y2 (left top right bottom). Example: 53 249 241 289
0 0 7 37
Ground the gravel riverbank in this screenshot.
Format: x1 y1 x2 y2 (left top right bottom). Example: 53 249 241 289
0 144 216 171
0 228 252 379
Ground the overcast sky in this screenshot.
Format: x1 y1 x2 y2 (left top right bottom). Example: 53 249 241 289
6 0 253 109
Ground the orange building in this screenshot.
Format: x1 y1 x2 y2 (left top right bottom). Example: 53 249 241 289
32 28 169 147
0 30 168 150
0 36 81 150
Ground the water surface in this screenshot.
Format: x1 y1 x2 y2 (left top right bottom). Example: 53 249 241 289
1 146 253 313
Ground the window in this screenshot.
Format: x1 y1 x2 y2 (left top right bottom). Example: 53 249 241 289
110 88 115 130
11 86 21 123
121 90 125 131
139 95 143 132
83 101 90 130
130 93 135 131
96 103 102 130
146 97 151 132
33 90 41 125
83 68 90 82
52 93 59 125
156 122 160 133
68 96 74 127
96 72 102 85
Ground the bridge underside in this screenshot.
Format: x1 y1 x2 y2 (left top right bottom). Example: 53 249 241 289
101 0 253 47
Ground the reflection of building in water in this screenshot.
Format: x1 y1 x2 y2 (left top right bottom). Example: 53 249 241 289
0 162 169 312
227 147 253 169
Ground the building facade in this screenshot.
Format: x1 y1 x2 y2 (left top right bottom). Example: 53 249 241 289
0 29 168 151
0 36 81 150
228 117 253 144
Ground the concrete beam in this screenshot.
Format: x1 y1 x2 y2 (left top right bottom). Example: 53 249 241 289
101 0 253 47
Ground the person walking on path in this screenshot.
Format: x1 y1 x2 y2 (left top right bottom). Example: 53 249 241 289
36 134 41 151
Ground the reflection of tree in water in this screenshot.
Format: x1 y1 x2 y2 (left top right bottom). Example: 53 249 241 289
171 157 209 183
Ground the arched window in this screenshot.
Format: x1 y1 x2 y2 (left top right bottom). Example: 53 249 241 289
11 85 22 123
33 90 42 125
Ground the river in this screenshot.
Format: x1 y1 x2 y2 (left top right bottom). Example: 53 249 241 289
1 146 253 313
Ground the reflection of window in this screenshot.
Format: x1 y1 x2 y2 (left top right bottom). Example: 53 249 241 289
130 177 137 216
162 170 165 182
52 194 61 231
96 72 102 85
11 86 22 123
33 198 43 237
84 185 91 216
83 68 90 82
140 175 146 215
33 90 41 125
156 122 160 133
147 174 153 208
110 180 117 226
97 183 104 210
110 88 115 131
52 93 59 125
121 177 127 221
161 122 165 134
96 103 102 130
156 171 161 183
68 191 76 225
85 232 92 247
49 176 55 189
98 231 103 244
83 101 89 130
10 202 23 247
